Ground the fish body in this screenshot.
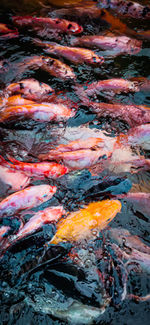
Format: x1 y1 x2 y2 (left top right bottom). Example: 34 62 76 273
16 56 76 81
0 165 30 193
0 95 35 108
98 0 150 19
50 200 121 244
0 23 14 34
12 16 83 34
117 192 150 217
0 102 75 123
76 78 139 99
88 102 150 127
118 124 150 150
10 206 65 242
34 39 104 65
5 79 54 101
72 35 142 55
39 137 103 158
0 184 57 217
40 148 107 170
1 155 68 178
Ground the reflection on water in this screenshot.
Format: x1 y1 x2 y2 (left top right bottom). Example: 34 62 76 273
0 0 150 324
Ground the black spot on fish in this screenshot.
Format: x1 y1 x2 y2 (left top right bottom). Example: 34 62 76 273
67 23 73 30
19 83 24 90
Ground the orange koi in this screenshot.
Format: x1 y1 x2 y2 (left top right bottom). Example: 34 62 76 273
0 155 68 179
33 39 104 66
17 56 76 81
88 102 150 127
0 23 14 34
50 200 121 244
0 95 35 108
72 35 142 55
0 102 75 123
5 78 54 101
0 184 57 218
12 16 83 34
0 164 30 193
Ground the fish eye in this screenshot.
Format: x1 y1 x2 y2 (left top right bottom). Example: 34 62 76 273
67 23 73 30
93 56 97 63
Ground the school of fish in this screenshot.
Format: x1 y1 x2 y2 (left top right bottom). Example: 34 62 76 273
0 0 150 324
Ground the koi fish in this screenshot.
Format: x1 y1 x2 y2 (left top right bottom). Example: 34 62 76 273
0 155 68 179
0 205 65 258
88 102 150 127
75 78 139 100
17 56 76 81
0 164 30 193
118 124 150 150
72 35 142 55
12 16 83 34
40 148 109 170
0 23 19 39
0 184 57 217
98 0 150 20
39 137 104 158
33 39 104 66
5 79 54 101
0 95 35 108
129 77 150 92
0 102 75 123
50 200 121 244
117 192 150 217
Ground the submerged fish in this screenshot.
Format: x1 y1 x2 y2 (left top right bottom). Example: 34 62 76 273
0 102 75 123
0 206 65 256
88 102 150 127
12 16 83 34
5 79 54 101
0 155 68 179
0 164 30 194
50 200 121 244
39 137 104 158
72 35 142 55
0 23 18 39
118 124 150 150
0 184 57 218
117 192 150 217
76 78 139 100
17 55 76 81
33 39 104 66
98 0 150 19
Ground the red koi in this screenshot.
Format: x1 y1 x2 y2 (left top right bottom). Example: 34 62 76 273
5 78 54 101
0 184 57 218
1 155 68 179
88 102 150 127
33 39 104 66
98 0 150 19
72 35 142 55
12 16 83 34
0 102 75 123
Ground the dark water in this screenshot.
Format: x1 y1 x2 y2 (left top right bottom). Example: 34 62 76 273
0 1 150 324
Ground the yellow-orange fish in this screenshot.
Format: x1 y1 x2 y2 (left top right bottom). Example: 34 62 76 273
50 200 121 244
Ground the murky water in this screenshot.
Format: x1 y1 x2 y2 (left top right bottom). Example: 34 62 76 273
0 1 150 324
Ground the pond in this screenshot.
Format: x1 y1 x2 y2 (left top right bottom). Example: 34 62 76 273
0 1 150 324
